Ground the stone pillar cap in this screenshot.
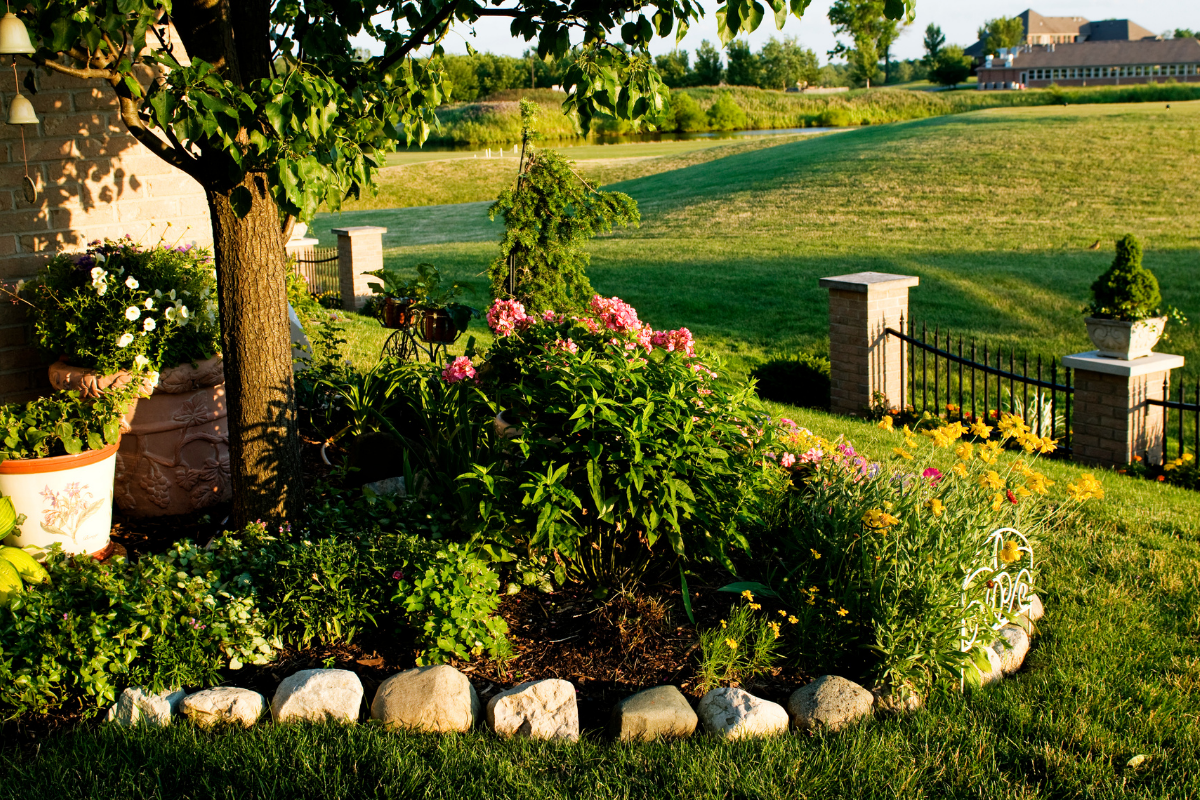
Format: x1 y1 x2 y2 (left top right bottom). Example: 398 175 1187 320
331 226 388 236
1062 350 1185 377
818 272 920 292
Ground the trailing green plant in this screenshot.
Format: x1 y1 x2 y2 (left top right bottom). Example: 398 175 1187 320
1087 234 1163 321
488 106 640 313
460 296 786 587
695 592 786 692
0 535 277 719
0 387 136 462
750 353 831 410
18 237 220 374
392 542 510 665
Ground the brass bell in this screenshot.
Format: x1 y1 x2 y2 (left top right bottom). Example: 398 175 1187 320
0 13 35 55
6 92 37 124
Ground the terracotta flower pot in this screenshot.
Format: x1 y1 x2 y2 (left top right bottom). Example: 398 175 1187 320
422 309 457 343
0 442 119 558
1083 316 1166 360
382 297 415 329
49 356 231 517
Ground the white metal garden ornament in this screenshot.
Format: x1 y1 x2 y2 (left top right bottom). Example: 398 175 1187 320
1 6 38 203
960 527 1035 686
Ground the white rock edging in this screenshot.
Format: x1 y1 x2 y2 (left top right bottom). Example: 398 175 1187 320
697 687 788 740
105 687 185 728
271 669 364 724
486 679 579 741
788 675 874 732
371 665 480 733
180 687 267 728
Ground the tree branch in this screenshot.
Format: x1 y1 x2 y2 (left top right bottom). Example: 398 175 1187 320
110 77 202 180
376 1 461 73
37 59 115 81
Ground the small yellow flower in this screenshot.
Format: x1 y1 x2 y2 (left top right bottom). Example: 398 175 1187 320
778 609 788 617
980 470 1005 491
878 415 894 431
741 589 754 602
862 508 900 531
927 498 944 517
955 441 974 461
970 419 993 438
725 638 738 651
810 549 822 560
1184 453 1195 462
720 619 727 629
788 615 799 624
768 621 782 639
991 492 1004 512
1000 539 1021 564
952 462 968 477
749 602 762 610
893 447 913 460
836 607 849 617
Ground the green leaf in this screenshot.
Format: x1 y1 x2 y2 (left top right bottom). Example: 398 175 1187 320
87 432 104 451
745 1 766 32
717 581 779 598
679 566 695 625
230 186 253 219
0 497 15 537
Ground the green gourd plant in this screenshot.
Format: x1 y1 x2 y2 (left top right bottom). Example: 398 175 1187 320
1087 234 1162 321
488 100 640 314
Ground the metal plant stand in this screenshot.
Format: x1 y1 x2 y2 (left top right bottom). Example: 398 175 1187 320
381 310 461 364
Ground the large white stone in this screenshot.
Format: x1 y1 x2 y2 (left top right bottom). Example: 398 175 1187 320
371 665 480 733
609 685 698 741
105 687 185 728
486 679 579 741
271 669 363 724
1027 594 1045 622
992 624 1030 675
788 675 874 732
180 687 267 728
697 687 789 740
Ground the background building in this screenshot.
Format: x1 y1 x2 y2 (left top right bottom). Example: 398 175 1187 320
976 38 1200 89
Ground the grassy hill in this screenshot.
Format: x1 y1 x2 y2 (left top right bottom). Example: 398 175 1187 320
316 100 1200 382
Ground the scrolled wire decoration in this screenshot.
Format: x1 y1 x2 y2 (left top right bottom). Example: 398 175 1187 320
960 527 1035 661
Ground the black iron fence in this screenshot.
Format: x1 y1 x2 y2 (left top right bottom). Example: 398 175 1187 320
885 317 1074 454
291 246 340 299
1147 377 1200 464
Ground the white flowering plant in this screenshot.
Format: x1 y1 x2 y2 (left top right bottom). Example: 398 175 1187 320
19 237 221 375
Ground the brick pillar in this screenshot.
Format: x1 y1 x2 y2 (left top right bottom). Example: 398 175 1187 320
332 226 387 311
820 272 919 417
1063 351 1184 467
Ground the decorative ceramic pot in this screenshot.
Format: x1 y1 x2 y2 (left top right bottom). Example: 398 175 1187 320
493 410 521 440
49 356 231 517
1084 316 1166 360
0 442 119 558
422 309 457 343
382 297 415 329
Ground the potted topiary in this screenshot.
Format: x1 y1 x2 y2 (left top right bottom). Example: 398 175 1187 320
1085 234 1168 360
16 237 228 517
0 386 135 559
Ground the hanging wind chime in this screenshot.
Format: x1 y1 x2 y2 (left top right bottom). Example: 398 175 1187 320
0 6 38 203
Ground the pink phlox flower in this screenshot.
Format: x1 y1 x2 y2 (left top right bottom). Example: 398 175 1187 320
441 356 477 384
922 467 943 487
651 327 696 356
798 448 824 464
547 338 578 354
541 309 561 323
589 295 642 334
486 299 528 337
780 418 797 429
780 453 796 468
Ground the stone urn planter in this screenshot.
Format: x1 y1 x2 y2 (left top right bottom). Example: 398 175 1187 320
1083 316 1166 360
49 356 231 517
0 442 120 558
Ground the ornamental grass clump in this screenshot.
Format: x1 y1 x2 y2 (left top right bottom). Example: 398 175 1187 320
768 414 1100 695
18 236 220 375
459 295 786 588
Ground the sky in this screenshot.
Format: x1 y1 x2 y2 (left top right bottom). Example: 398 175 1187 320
357 1 1198 65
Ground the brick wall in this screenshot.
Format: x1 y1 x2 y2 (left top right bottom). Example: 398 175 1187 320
1071 368 1167 465
0 64 212 402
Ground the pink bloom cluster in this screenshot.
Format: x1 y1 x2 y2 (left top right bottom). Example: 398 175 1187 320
547 338 579 354
487 299 529 337
589 295 642 334
650 328 695 357
442 356 477 384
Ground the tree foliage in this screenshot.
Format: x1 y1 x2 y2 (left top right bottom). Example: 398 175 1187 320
978 16 1025 54
694 39 726 85
828 0 911 87
929 45 972 88
923 23 945 66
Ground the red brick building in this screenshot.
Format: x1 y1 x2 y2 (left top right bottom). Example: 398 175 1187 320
976 39 1200 90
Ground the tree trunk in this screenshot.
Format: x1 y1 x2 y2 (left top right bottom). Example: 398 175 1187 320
207 172 305 526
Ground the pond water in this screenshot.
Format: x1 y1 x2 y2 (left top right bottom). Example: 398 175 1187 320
406 125 848 153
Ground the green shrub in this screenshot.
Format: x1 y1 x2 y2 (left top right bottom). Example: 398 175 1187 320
20 238 220 374
750 353 831 410
392 543 510 665
1088 233 1163 321
706 91 748 130
671 91 708 132
287 267 323 323
696 594 785 692
462 296 786 587
0 536 277 718
815 106 851 127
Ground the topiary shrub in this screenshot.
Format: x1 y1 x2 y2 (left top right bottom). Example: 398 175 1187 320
750 353 831 410
1088 234 1162 321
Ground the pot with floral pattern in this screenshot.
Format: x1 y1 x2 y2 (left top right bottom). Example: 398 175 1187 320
0 442 120 558
49 356 231 517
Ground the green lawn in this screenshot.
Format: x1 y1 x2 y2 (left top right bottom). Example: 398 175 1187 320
316 100 1200 384
6 407 1200 798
